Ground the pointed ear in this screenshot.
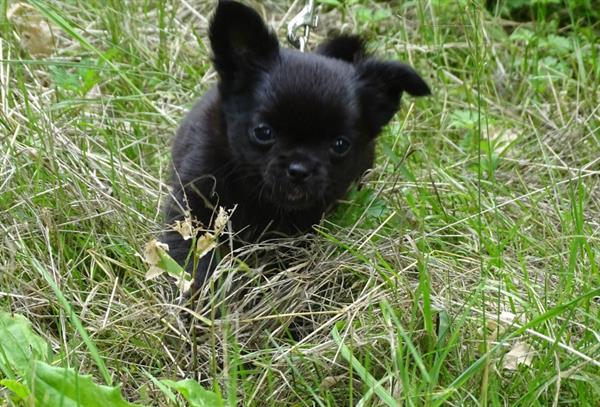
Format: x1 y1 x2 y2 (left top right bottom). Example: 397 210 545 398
315 35 366 63
357 59 431 136
209 1 279 82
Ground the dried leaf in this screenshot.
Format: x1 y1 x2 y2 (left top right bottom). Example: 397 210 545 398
173 218 194 241
499 311 519 323
489 127 519 154
196 233 216 259
482 311 523 341
319 375 346 391
142 237 192 292
176 278 192 293
213 207 229 235
486 310 517 329
143 239 169 266
503 342 534 370
145 266 164 281
8 3 55 58
86 83 102 99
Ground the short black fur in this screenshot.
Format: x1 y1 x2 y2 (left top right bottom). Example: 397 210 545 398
162 0 430 291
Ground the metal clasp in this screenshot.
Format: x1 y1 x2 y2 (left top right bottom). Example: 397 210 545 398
287 0 318 52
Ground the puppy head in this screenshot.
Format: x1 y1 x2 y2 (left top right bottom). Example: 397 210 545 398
210 1 430 210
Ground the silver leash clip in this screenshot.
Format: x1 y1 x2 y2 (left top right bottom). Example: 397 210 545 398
287 0 318 52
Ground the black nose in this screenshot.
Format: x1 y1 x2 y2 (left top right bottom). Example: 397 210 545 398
287 161 312 182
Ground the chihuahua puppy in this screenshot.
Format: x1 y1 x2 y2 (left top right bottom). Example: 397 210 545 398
162 0 430 291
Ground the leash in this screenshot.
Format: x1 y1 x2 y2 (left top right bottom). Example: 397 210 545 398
286 0 318 52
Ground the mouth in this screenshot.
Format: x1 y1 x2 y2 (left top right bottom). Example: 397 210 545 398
286 186 305 202
262 172 324 210
266 183 316 210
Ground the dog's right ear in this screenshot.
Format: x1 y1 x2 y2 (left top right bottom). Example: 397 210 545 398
315 35 367 63
209 1 279 84
356 59 430 137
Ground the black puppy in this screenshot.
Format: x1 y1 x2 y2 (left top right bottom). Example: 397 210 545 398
163 0 430 291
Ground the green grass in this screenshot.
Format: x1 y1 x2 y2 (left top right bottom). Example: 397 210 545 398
1 0 599 405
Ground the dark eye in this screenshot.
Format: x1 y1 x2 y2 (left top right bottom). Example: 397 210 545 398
250 124 275 146
330 137 351 156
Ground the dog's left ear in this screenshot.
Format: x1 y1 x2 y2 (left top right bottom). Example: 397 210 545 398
356 59 431 136
315 35 366 63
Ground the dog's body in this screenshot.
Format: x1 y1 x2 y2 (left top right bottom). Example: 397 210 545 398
163 1 430 290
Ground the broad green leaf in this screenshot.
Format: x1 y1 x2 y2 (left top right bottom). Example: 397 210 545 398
161 379 224 407
144 238 189 280
546 35 572 54
0 313 138 406
29 257 112 385
449 109 478 130
32 361 142 407
509 27 534 42
1 378 31 401
0 312 50 378
143 372 179 405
